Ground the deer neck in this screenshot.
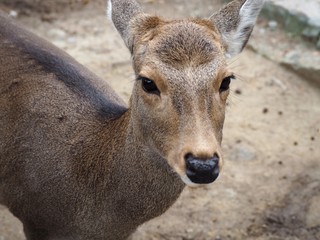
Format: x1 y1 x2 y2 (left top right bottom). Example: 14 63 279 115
100 108 185 224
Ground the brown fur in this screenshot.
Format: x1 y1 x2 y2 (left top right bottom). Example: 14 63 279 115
0 0 264 239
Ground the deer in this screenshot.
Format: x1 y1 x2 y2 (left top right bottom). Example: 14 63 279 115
0 0 264 239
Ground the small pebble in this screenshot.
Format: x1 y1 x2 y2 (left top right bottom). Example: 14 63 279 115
9 10 18 18
235 89 242 95
268 21 278 31
263 108 269 114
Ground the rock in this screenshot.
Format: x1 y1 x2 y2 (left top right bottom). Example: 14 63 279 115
302 27 320 45
47 28 67 40
317 38 320 49
303 27 320 39
281 50 320 85
261 0 320 47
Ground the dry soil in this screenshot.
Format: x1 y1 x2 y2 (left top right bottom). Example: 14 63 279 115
0 1 319 240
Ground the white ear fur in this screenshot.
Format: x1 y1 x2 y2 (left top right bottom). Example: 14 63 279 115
106 0 115 29
106 0 112 21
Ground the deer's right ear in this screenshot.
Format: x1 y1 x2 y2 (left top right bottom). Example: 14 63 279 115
107 0 143 50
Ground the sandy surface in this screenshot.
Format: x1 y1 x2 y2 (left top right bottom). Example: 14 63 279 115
0 0 319 239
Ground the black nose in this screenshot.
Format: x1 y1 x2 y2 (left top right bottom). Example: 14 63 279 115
185 153 220 184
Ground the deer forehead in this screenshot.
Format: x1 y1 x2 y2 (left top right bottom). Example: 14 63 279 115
152 21 223 66
139 20 227 90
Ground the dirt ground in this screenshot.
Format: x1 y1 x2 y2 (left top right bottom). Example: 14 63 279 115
0 0 319 239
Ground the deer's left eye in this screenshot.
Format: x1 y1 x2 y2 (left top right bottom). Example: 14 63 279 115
219 75 235 93
139 77 160 96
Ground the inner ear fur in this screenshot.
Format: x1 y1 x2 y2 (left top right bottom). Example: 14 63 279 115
210 0 265 58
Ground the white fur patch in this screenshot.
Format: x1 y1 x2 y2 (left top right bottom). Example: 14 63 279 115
106 0 112 20
181 175 200 187
106 0 117 30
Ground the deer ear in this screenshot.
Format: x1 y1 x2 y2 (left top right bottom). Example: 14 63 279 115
107 0 143 50
210 0 265 58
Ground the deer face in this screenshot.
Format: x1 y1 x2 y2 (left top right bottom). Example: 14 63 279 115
108 0 264 185
130 19 232 185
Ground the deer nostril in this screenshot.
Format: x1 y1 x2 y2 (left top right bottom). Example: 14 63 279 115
184 153 220 184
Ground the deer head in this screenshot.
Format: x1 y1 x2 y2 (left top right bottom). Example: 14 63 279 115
108 0 264 186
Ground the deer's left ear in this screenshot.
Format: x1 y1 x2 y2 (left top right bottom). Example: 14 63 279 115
210 0 265 58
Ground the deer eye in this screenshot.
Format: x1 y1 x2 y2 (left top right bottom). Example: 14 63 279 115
139 77 160 96
219 75 235 93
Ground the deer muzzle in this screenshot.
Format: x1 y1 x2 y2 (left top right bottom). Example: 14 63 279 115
184 153 220 184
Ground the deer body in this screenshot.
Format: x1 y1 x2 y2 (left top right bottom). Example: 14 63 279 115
0 0 264 239
0 11 183 240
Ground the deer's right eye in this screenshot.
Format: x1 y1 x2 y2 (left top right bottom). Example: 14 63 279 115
139 77 160 96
